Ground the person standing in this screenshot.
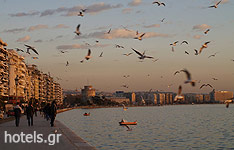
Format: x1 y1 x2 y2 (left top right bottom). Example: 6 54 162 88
50 100 57 127
26 102 34 126
13 102 22 127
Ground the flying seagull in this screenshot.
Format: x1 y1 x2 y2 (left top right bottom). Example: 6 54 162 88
185 51 189 55
209 0 222 8
199 41 210 54
200 84 213 89
194 49 199 55
160 18 165 22
181 69 196 86
32 57 38 59
131 48 154 60
81 9 87 12
16 48 24 52
106 28 111 34
170 41 179 46
208 52 218 58
74 24 81 36
78 11 84 17
116 44 124 49
121 84 129 88
123 53 132 56
24 44 39 55
174 70 181 75
85 49 91 60
152 58 159 62
212 78 218 80
123 75 130 78
153 1 166 6
134 33 145 41
181 41 189 45
66 61 69 66
80 60 84 63
204 29 210 34
99 52 103 57
174 85 183 103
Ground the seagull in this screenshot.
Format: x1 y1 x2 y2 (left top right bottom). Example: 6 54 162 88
121 84 129 88
123 75 130 78
24 44 39 55
170 41 179 46
106 28 111 34
212 78 218 80
60 50 67 53
153 1 166 6
66 61 69 66
78 11 84 17
123 53 132 56
181 69 196 86
199 41 210 54
194 49 199 55
200 84 213 89
134 33 145 41
174 85 183 103
131 48 154 60
95 40 99 43
99 52 103 57
204 29 210 34
208 52 218 58
116 44 124 49
185 51 189 55
85 49 91 60
181 41 189 45
81 9 87 12
80 60 84 63
231 59 234 62
152 58 159 62
121 25 131 32
224 100 233 108
16 48 24 52
160 18 165 22
74 24 81 36
209 0 222 8
174 70 181 75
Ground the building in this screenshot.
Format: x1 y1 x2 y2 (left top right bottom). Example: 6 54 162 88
54 82 63 105
81 85 95 102
210 90 233 103
0 45 9 98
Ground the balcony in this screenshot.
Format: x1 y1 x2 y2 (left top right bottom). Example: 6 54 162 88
0 47 8 54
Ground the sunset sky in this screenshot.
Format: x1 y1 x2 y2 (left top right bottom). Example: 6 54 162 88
0 0 233 93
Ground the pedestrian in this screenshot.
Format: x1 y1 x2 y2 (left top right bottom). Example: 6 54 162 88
44 103 50 121
34 106 37 117
50 100 57 127
26 102 34 126
13 102 22 127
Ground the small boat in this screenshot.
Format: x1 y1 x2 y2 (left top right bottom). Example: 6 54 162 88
119 119 137 125
83 112 90 116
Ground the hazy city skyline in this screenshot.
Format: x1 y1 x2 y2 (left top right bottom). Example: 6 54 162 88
0 0 234 93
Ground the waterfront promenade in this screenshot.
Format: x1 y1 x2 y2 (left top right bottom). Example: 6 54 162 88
0 114 96 150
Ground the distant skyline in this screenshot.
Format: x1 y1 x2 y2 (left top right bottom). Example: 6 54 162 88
0 0 234 93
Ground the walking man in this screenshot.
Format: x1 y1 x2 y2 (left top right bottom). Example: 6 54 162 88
13 102 22 127
26 102 34 126
50 100 57 127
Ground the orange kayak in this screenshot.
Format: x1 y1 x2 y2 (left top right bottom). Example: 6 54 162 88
119 121 137 125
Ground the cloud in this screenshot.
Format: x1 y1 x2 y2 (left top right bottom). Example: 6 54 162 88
220 0 229 4
144 24 160 28
193 35 203 39
40 7 67 17
77 28 172 40
9 11 40 17
28 24 48 32
16 35 31 42
193 24 211 31
53 24 69 29
128 0 142 6
34 39 43 43
56 43 109 50
2 28 26 33
122 8 133 14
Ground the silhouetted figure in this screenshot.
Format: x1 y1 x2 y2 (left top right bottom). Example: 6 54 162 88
50 100 57 127
34 106 38 117
43 103 50 121
13 102 22 127
26 102 34 126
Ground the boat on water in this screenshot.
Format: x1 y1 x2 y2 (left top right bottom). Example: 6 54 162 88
83 112 90 116
119 119 137 125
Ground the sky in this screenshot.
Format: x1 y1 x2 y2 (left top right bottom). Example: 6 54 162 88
0 0 234 93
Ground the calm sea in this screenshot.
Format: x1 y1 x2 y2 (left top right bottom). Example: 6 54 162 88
57 104 234 150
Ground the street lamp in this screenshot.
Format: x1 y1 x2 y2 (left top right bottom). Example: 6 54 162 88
15 76 19 103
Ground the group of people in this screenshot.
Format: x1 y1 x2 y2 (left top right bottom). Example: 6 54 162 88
13 100 57 127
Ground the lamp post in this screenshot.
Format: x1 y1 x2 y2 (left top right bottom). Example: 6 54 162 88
15 76 19 103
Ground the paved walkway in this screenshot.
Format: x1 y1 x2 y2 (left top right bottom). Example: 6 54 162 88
0 114 96 150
